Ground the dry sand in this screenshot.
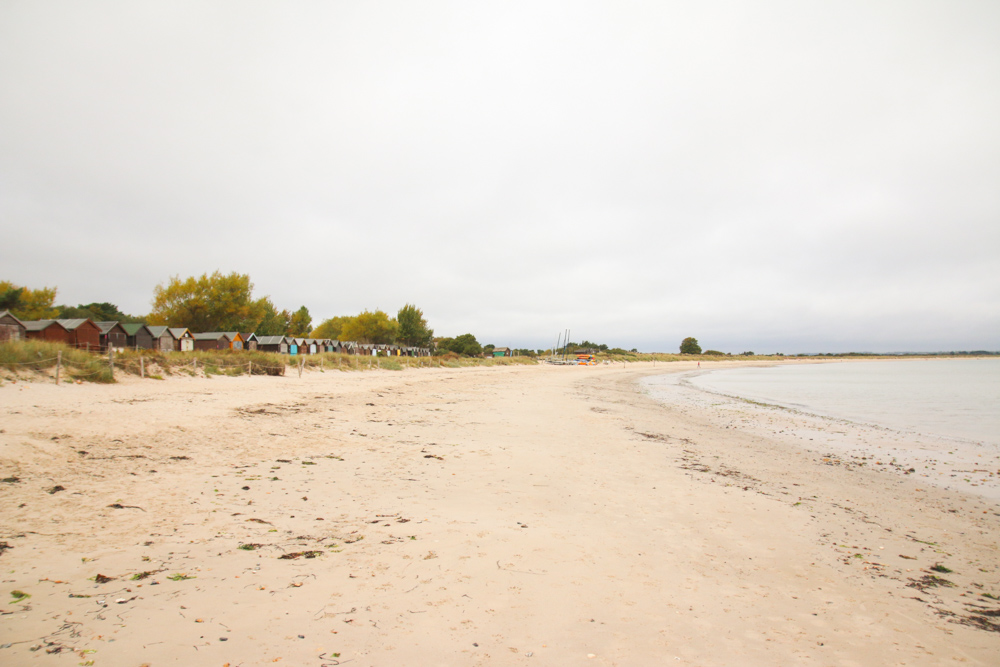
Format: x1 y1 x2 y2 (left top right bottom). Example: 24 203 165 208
0 361 997 666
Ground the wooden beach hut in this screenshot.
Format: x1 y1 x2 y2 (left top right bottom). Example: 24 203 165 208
56 319 101 351
256 335 289 354
96 322 129 351
241 333 258 351
146 326 176 352
0 310 26 342
219 332 245 350
24 320 71 345
492 347 511 358
169 328 195 352
192 332 233 351
122 323 154 350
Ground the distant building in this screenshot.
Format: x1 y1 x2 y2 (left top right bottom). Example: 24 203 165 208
122 323 155 350
95 322 128 351
0 310 26 342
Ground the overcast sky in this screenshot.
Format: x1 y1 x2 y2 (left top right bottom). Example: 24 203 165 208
2 1 998 353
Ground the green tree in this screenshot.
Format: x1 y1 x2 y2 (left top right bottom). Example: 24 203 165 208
395 303 433 347
0 280 59 320
288 306 312 337
340 310 398 344
56 302 142 323
311 315 351 340
680 337 702 354
437 333 482 357
255 298 292 336
148 271 268 332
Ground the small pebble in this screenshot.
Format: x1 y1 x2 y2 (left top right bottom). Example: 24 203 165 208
220 637 228 642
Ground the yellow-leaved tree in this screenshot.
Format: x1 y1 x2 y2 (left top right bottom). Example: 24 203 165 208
339 310 398 344
310 315 352 340
148 272 269 332
0 280 59 320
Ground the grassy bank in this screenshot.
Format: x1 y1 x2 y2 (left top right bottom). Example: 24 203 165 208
0 341 539 384
0 340 114 383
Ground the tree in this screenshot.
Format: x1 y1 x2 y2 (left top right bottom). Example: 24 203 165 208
56 302 142 323
0 280 59 320
340 310 398 344
437 333 482 357
255 298 292 336
680 337 702 354
288 306 312 337
396 303 433 347
148 271 268 332
311 315 351 340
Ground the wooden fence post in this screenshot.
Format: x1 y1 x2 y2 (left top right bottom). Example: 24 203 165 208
56 351 61 385
248 361 252 376
140 355 145 378
109 347 115 381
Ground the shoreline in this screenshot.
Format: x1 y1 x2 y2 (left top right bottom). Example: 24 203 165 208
1 361 997 664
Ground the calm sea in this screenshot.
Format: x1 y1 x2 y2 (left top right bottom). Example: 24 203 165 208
684 359 1000 447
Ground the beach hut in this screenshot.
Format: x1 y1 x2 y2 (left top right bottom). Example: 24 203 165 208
306 338 319 355
24 320 71 345
256 335 289 354
146 326 175 352
122 323 154 350
56 319 101 351
492 347 511 358
241 333 258 351
96 322 129 351
169 328 195 352
218 332 245 350
192 332 233 351
0 310 26 342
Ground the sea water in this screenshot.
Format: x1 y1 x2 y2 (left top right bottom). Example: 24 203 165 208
682 359 1000 447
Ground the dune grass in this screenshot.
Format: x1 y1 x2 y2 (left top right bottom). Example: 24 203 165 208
1 341 540 384
0 340 114 382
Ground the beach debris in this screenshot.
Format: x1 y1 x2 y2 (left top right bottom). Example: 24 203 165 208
47 485 66 494
246 518 272 524
423 454 443 460
279 551 322 560
908 574 956 592
130 571 158 580
899 554 916 560
169 455 190 460
10 590 30 602
92 574 114 584
167 573 195 581
238 543 264 551
1 476 19 484
108 503 145 511
930 564 954 574
0 542 11 557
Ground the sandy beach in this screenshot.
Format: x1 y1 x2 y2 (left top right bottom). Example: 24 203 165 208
1 361 998 665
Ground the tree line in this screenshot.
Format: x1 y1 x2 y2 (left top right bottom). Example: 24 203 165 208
2 273 438 349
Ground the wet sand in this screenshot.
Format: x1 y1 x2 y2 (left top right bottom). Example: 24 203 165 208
1 361 998 665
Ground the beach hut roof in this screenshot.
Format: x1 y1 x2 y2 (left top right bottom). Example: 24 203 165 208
241 332 258 342
168 327 192 338
256 335 287 345
95 321 122 334
192 332 232 341
147 325 172 338
55 318 92 331
24 319 67 332
121 323 149 336
0 310 25 325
